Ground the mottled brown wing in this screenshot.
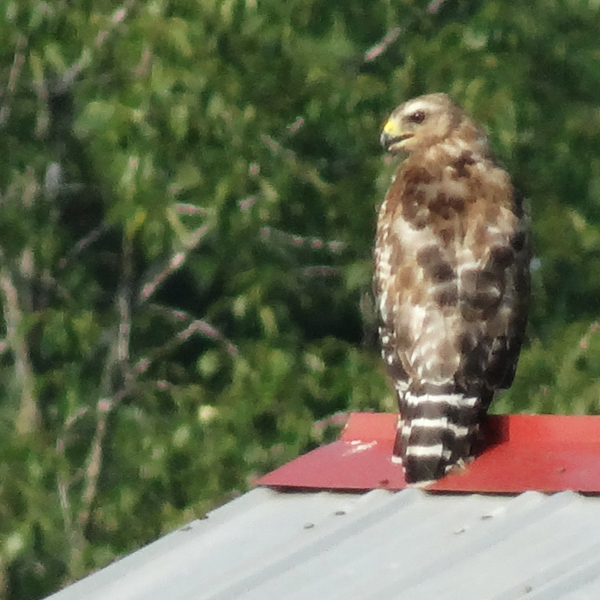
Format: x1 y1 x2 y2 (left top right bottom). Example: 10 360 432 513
483 213 531 394
457 196 531 409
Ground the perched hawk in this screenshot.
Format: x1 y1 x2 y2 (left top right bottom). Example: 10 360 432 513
375 93 530 484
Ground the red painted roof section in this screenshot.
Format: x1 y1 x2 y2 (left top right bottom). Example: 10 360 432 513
257 413 600 493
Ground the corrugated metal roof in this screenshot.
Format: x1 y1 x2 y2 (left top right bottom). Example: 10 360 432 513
48 487 600 600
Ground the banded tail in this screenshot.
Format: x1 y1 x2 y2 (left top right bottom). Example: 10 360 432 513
393 387 483 484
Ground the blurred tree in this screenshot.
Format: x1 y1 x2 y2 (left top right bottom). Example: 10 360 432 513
1 0 600 598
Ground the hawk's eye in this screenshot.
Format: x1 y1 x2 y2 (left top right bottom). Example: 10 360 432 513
408 110 425 124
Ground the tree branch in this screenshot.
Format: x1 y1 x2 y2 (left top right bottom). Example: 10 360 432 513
69 234 134 577
0 254 39 434
364 28 401 63
136 306 238 371
0 35 27 128
55 1 136 94
138 223 210 304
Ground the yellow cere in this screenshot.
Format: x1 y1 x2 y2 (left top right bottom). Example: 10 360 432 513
383 119 400 135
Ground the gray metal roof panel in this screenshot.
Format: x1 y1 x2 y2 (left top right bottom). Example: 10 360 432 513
48 488 600 600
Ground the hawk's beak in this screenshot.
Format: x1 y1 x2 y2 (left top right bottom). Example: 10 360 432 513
380 118 412 152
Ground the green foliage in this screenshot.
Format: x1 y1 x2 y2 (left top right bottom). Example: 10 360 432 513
1 0 600 597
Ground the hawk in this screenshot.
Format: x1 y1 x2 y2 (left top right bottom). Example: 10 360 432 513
375 93 530 484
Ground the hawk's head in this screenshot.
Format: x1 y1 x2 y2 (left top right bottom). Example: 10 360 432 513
380 93 463 154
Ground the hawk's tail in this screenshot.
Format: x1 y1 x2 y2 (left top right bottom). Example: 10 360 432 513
393 388 482 485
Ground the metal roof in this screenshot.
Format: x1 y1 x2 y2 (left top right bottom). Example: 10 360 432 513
48 486 600 600
259 413 600 493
